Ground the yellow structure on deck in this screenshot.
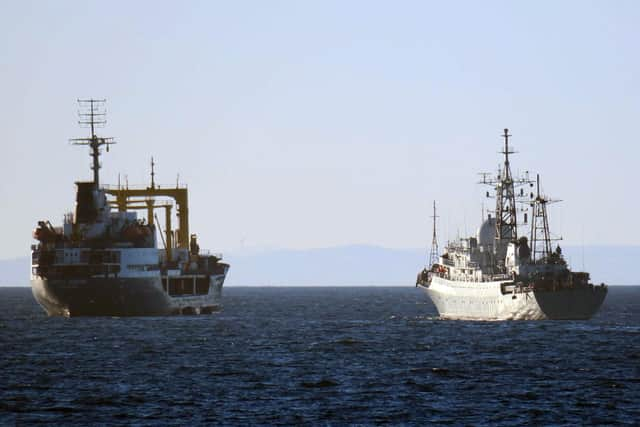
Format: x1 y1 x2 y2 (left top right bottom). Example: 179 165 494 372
105 186 189 251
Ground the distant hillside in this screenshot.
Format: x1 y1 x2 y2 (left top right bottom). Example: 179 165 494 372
224 245 426 286
2 245 638 286
224 245 639 286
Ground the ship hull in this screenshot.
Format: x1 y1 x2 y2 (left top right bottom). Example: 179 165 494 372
31 274 226 317
419 276 607 320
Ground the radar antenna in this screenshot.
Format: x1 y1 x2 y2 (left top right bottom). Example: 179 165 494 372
428 201 439 267
70 99 116 188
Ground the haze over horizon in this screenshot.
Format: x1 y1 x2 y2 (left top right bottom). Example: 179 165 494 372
2 1 639 260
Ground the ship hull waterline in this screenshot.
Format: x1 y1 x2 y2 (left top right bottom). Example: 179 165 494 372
31 274 226 317
418 276 607 321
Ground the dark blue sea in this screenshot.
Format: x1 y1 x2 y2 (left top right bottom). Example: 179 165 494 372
1 286 639 426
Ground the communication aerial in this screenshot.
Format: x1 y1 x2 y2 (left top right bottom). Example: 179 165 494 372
428 201 439 267
479 129 533 265
529 174 562 263
69 99 116 187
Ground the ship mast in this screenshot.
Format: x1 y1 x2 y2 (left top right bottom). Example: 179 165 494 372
529 174 558 263
428 200 439 267
495 128 518 248
480 129 533 269
150 157 156 189
70 99 116 188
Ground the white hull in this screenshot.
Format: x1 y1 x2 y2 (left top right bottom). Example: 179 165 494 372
419 276 606 320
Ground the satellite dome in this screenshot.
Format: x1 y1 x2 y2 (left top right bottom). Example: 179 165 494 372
477 216 496 246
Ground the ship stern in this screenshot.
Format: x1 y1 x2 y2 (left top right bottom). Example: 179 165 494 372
31 276 172 317
533 285 607 320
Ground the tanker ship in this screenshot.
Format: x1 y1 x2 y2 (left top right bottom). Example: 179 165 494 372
416 129 606 320
31 99 229 316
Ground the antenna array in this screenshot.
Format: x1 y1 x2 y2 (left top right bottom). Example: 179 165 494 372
69 99 116 187
479 129 534 267
428 201 439 267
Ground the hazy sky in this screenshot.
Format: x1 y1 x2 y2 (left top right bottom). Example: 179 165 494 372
1 1 639 259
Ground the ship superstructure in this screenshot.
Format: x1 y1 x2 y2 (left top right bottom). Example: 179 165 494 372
31 100 229 316
416 129 606 320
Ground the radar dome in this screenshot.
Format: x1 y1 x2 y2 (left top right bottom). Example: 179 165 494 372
477 216 496 246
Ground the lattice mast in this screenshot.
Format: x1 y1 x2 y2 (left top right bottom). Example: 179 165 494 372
480 129 533 267
70 99 116 188
530 174 557 263
150 157 156 189
428 200 439 267
495 128 518 246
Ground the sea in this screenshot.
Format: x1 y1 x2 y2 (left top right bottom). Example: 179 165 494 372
1 286 638 426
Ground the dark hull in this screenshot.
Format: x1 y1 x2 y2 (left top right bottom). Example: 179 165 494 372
533 285 608 320
31 276 223 317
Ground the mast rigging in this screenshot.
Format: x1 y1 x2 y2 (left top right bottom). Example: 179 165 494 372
70 99 116 188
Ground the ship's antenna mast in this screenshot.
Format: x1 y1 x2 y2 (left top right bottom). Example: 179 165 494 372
428 200 439 267
150 157 156 189
70 99 116 188
479 129 534 270
496 128 517 246
529 174 560 263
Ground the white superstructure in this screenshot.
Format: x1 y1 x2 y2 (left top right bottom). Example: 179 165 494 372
416 129 607 320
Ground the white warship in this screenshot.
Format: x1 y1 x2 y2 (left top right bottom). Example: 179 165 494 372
416 129 606 320
31 100 229 316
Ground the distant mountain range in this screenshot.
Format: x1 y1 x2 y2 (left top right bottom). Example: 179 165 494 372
223 245 425 286
2 245 637 286
224 245 637 286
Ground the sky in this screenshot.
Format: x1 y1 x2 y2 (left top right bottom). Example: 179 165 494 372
1 1 639 259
